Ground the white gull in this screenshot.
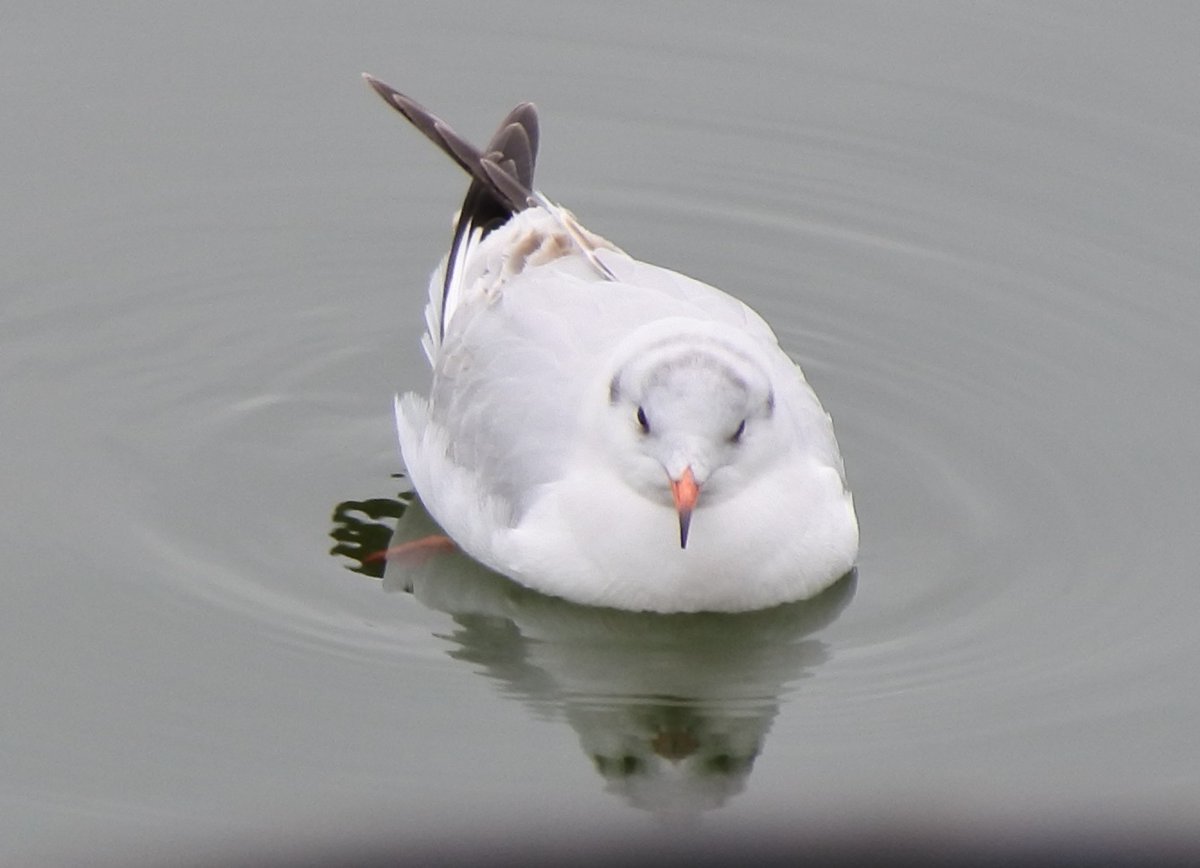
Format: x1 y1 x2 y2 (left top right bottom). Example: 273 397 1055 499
364 74 858 613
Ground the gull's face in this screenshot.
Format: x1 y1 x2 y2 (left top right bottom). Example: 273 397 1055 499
605 343 776 548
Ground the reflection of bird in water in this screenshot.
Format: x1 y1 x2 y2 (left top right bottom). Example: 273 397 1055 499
330 492 854 817
328 491 409 578
573 700 769 815
363 74 858 612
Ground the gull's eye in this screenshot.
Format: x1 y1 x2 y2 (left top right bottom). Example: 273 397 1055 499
636 406 650 434
730 419 746 443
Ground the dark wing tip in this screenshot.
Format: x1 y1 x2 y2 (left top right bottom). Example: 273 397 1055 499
361 73 536 211
365 76 557 339
492 103 539 188
362 72 409 115
479 157 533 210
362 74 478 179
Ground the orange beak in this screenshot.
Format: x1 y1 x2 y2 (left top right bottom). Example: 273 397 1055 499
669 466 700 549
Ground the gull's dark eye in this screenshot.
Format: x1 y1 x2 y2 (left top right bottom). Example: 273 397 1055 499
636 406 650 433
730 419 746 443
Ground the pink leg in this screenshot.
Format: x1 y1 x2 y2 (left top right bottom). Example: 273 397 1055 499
365 534 457 566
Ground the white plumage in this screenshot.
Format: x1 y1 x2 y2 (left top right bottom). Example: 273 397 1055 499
366 75 858 612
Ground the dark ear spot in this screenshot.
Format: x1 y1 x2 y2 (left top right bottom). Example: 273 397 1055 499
765 390 775 416
609 376 621 404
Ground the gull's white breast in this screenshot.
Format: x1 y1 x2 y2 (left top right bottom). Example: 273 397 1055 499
395 210 858 612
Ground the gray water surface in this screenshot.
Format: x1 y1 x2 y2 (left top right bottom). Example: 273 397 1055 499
4 3 1199 864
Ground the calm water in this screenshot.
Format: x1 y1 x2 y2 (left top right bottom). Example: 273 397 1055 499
4 3 1199 863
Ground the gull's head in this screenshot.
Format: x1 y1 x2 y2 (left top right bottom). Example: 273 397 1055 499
602 327 777 548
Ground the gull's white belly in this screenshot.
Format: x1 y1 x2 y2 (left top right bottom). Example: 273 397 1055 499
494 458 858 613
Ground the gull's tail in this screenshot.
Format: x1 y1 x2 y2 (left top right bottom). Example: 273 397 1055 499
363 74 539 348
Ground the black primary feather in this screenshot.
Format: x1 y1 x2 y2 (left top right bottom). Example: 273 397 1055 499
363 74 540 335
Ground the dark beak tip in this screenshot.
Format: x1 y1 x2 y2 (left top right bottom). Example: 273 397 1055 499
678 511 693 549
